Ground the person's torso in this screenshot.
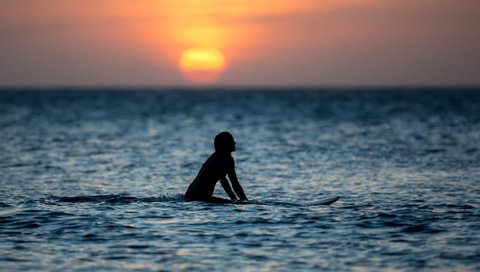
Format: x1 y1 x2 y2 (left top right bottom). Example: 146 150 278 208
188 152 231 196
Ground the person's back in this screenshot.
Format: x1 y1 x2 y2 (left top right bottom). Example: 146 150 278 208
184 132 248 203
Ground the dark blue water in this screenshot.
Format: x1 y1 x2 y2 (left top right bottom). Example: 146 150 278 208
1 88 479 271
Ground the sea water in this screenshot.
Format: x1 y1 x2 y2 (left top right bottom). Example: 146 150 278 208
0 88 479 271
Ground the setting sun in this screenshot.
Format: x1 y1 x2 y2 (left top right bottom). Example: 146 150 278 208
179 48 226 84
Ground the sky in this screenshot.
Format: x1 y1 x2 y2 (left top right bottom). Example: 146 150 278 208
0 0 479 87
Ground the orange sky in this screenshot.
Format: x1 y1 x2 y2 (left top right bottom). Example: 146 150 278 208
0 0 479 87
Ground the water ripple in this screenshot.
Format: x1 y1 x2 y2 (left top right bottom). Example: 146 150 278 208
1 89 479 271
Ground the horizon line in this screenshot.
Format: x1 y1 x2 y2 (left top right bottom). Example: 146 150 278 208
1 84 479 91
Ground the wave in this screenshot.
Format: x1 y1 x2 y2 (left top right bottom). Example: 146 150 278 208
56 193 185 204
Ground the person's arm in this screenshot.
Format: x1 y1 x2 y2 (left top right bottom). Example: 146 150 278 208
227 159 248 201
220 177 237 201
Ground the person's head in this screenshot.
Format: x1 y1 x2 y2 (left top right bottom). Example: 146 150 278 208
214 131 236 153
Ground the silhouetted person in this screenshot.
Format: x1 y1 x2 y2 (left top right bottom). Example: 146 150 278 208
185 132 248 203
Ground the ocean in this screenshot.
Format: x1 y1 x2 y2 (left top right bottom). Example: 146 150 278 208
1 88 479 271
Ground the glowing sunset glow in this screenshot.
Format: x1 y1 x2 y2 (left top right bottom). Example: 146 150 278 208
179 48 226 83
0 1 479 86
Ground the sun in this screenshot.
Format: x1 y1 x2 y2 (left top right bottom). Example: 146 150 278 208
179 48 226 84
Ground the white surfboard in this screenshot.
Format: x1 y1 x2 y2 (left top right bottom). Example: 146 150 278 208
233 196 340 206
301 196 340 206
233 199 263 205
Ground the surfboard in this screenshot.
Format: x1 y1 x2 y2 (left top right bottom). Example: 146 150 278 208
233 199 263 205
301 196 340 206
233 196 340 206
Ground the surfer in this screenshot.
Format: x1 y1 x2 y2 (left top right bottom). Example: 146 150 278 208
184 132 248 203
